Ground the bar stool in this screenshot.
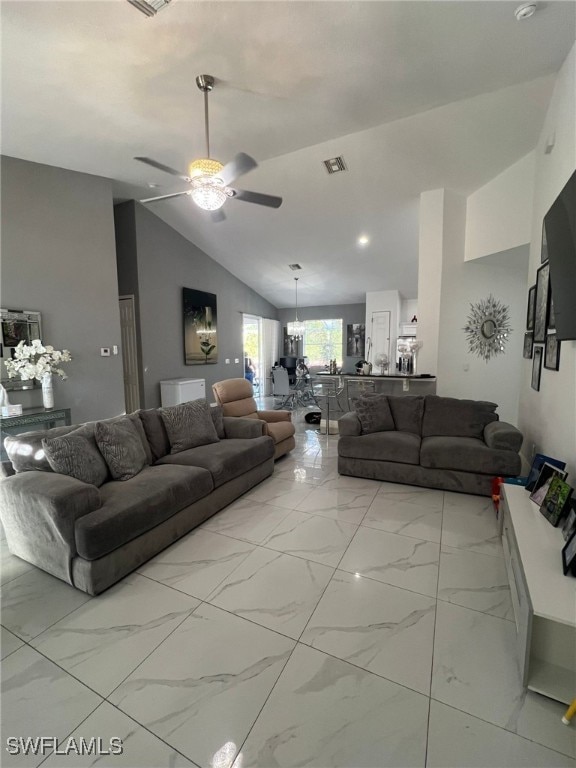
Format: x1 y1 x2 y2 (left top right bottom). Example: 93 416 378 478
312 378 344 434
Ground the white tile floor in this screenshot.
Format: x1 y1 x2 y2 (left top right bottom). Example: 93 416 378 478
1 411 575 768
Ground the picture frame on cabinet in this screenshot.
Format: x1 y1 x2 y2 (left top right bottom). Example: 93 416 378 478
534 262 550 343
529 462 567 507
523 332 533 359
544 333 560 371
539 477 573 527
526 284 536 331
531 345 543 391
561 503 576 541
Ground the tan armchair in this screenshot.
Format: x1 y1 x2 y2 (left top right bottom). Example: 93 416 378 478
212 378 295 459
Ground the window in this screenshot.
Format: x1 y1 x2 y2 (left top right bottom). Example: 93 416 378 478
302 319 343 367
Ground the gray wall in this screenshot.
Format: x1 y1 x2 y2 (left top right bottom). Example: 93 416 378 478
277 303 366 372
1 156 125 423
115 201 279 408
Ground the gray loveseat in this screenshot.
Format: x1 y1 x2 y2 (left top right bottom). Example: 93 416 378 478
0 403 274 594
338 394 523 495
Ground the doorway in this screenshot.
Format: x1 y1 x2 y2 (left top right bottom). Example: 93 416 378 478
369 311 391 368
243 315 262 393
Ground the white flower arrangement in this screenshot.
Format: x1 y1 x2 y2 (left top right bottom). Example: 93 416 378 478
4 339 72 381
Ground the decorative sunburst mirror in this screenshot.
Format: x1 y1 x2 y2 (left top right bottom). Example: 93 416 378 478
463 295 512 362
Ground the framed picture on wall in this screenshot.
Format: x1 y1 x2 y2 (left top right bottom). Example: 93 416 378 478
548 293 556 331
533 262 550 343
183 288 218 365
544 333 560 371
531 345 543 391
523 332 533 360
526 285 536 331
541 221 549 264
346 324 365 356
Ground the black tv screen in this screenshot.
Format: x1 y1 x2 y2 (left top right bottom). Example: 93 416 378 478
544 169 576 340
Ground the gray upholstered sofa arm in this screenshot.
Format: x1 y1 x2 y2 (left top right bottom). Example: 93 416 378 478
484 421 523 453
223 416 265 439
0 472 101 583
339 412 362 436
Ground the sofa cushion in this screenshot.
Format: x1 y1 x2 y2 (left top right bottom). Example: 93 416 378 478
5 425 77 473
139 408 170 461
420 436 521 476
75 464 214 560
422 395 498 439
42 426 109 487
354 394 395 434
160 400 219 454
95 418 148 481
387 396 425 435
156 436 274 488
338 432 421 465
210 404 226 439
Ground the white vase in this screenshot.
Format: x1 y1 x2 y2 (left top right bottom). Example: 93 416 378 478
42 373 54 409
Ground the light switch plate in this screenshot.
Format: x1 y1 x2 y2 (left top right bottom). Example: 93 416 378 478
101 347 111 357
234 358 240 364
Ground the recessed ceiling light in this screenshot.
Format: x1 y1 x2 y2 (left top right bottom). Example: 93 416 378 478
358 235 369 246
514 3 537 21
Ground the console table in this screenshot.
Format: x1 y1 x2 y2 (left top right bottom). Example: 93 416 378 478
0 407 72 460
500 484 576 704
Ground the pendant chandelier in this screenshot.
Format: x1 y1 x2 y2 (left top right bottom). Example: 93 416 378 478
287 277 306 340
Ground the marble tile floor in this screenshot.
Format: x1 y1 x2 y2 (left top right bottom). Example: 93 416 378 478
1 413 575 768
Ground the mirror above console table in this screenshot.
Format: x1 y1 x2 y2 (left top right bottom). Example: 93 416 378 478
0 308 42 391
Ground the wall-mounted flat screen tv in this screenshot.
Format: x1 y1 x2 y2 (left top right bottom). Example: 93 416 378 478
544 169 576 340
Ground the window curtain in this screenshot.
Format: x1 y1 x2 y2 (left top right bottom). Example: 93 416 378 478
261 318 280 396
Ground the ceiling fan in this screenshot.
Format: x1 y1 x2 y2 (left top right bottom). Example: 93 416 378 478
135 75 282 222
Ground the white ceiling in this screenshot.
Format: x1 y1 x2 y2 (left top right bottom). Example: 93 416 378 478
2 0 575 308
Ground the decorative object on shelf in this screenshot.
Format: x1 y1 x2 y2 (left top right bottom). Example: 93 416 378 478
561 528 576 576
407 339 422 375
183 288 218 365
397 339 412 375
375 353 389 375
41 374 54 409
540 477 573 527
523 332 534 359
526 284 536 331
534 261 550 343
346 324 365 356
0 383 22 416
411 315 417 323
544 332 560 371
531 345 543 391
287 278 306 341
3 340 71 410
463 295 512 362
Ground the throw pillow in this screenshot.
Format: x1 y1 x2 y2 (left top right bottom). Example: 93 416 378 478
42 425 109 487
354 394 395 434
210 404 226 439
138 408 171 461
94 417 148 481
159 399 219 454
421 395 498 439
387 396 425 435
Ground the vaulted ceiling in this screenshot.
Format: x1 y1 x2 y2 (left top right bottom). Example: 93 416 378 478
2 0 575 307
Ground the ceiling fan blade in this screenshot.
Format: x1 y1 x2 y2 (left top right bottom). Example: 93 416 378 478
134 157 191 182
217 153 257 186
140 190 191 203
231 189 283 208
210 209 226 223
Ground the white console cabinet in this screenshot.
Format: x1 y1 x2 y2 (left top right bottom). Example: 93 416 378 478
500 485 576 704
160 378 205 407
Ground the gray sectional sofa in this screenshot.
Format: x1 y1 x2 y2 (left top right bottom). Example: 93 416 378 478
0 402 274 594
338 394 523 495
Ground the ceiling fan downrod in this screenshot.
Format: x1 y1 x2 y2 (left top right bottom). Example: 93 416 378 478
195 74 214 159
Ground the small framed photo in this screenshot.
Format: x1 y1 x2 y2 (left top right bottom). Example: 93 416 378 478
529 462 567 506
548 293 556 331
544 333 560 371
526 453 566 492
561 528 576 576
534 261 550 343
540 477 573 527
531 346 543 391
561 503 576 541
523 332 533 360
526 285 536 331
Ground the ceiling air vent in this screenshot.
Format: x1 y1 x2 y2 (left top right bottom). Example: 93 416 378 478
323 156 347 174
127 0 172 17
288 264 302 271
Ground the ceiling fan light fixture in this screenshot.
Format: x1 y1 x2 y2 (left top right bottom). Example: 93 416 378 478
191 180 228 211
189 158 224 179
